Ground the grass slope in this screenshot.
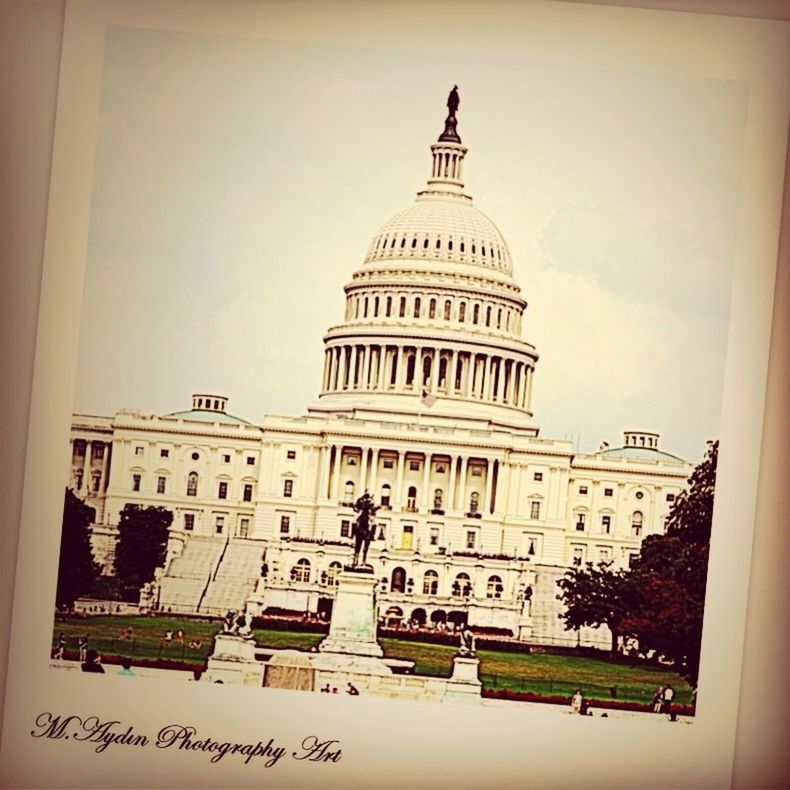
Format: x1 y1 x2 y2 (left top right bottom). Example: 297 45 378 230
52 615 691 704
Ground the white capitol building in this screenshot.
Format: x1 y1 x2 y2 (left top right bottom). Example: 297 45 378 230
67 96 693 647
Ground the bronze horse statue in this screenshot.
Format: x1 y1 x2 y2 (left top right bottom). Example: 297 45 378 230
351 491 379 568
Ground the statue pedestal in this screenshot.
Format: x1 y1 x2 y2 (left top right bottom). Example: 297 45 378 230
444 655 482 704
319 570 383 658
206 634 262 685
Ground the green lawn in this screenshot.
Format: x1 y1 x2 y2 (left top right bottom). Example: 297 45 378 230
52 615 692 705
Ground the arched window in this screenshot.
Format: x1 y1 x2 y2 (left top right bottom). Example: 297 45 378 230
422 354 432 385
631 511 643 536
433 489 443 510
497 308 503 328
399 297 406 317
485 305 492 326
344 480 355 503
444 300 451 320
469 491 479 514
406 353 415 386
438 357 447 388
386 296 392 317
363 297 369 317
423 570 439 596
380 483 392 508
411 237 417 248
473 304 480 324
374 296 379 316
321 561 342 586
406 485 417 512
429 299 436 319
459 302 466 322
291 558 311 583
391 567 407 593
400 237 406 248
452 573 472 598
455 357 463 390
414 297 421 318
186 472 198 497
486 575 504 599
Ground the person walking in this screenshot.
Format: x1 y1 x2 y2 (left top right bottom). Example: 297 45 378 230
664 685 675 720
570 689 583 714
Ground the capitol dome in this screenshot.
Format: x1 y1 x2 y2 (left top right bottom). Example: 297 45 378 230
365 200 512 277
310 91 539 434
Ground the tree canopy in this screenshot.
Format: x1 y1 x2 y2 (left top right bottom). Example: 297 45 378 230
56 488 100 608
114 504 173 602
556 441 718 689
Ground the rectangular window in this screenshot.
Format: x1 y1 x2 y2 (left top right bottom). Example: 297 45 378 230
134 446 144 456
579 485 588 495
286 450 297 460
160 448 169 458
184 514 194 531
238 518 250 539
575 513 586 531
604 487 613 497
533 472 543 481
382 458 394 469
92 473 101 492
430 527 439 546
526 536 539 557
572 547 584 566
92 445 104 460
215 516 224 535
283 479 293 498
157 476 166 494
340 520 351 538
466 530 476 549
599 548 611 563
409 460 420 471
246 456 255 465
218 481 228 499
280 516 290 534
530 501 541 520
601 515 612 534
628 552 639 569
132 474 141 492
666 493 676 502
223 454 231 463
243 483 253 502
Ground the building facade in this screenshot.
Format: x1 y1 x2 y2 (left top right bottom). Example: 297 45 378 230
66 103 692 647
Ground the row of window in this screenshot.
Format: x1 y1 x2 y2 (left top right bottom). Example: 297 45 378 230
345 291 520 334
572 545 640 569
183 512 251 538
130 472 254 501
572 484 675 502
368 232 508 272
573 511 647 536
131 446 258 465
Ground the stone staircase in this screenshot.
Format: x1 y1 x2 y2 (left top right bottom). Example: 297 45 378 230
199 539 264 617
157 535 224 613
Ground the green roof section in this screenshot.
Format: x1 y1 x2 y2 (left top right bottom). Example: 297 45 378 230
163 408 250 425
600 445 687 464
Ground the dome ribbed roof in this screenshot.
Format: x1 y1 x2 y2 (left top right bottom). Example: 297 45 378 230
364 198 512 275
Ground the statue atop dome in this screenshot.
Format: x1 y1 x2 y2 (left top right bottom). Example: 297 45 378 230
447 85 459 117
438 85 462 144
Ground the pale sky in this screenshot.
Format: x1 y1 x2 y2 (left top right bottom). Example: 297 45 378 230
74 27 748 462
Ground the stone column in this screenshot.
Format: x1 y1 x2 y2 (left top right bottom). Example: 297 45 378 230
449 349 459 394
396 346 406 391
359 447 368 494
429 350 439 394
100 442 110 493
82 440 92 494
448 453 458 510
458 457 468 512
395 451 405 508
369 448 379 496
483 458 494 514
320 444 333 499
525 367 534 410
464 354 474 399
421 453 432 508
483 356 493 400
337 346 348 390
414 346 423 391
496 359 507 402
362 346 371 390
331 446 342 501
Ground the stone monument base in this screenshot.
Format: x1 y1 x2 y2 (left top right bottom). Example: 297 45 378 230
206 634 263 685
444 656 483 704
319 569 383 658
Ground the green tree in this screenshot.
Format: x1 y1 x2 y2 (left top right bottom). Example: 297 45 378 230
56 488 100 608
622 441 718 688
114 504 173 601
556 560 633 654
